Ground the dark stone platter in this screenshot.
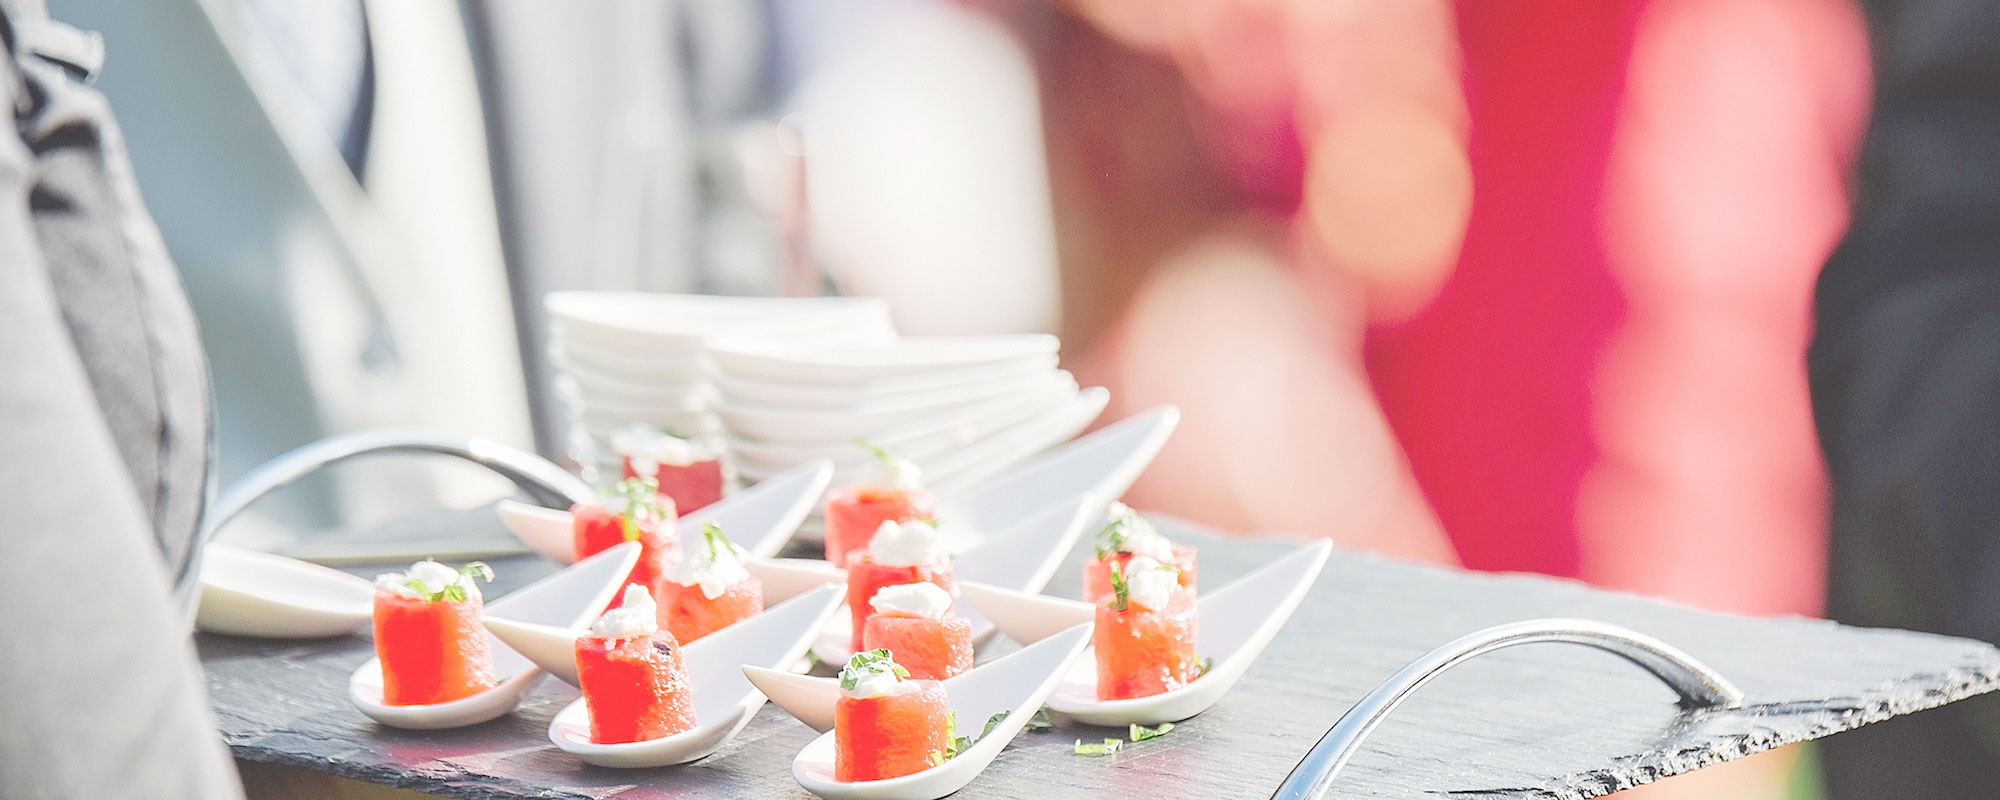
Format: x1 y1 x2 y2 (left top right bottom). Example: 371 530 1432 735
200 514 2000 798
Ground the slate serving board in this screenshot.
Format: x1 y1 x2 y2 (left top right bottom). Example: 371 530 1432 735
200 514 2000 798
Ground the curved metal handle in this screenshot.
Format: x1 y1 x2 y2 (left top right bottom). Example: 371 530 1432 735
202 428 596 542
1270 618 1744 800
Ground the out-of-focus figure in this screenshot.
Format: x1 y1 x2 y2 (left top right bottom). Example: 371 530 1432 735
1013 0 1869 796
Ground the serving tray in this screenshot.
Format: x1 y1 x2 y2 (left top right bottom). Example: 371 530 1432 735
200 512 2000 799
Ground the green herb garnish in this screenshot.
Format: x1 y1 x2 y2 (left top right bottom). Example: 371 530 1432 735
1129 722 1174 742
1198 656 1215 678
1024 708 1054 731
699 521 731 560
1107 559 1133 611
1092 503 1159 558
403 561 494 603
1074 738 1123 756
935 710 974 762
838 649 910 693
854 438 910 485
600 476 668 541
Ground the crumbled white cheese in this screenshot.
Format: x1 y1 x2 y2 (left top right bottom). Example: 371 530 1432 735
1122 555 1180 612
868 519 951 568
1102 502 1174 562
671 526 750 599
374 560 482 602
612 424 714 473
869 582 952 619
591 585 660 639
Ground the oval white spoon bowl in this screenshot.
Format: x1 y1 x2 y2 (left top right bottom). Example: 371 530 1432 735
196 545 374 639
496 458 832 565
786 625 1092 800
548 584 844 767
348 542 640 729
965 539 1331 726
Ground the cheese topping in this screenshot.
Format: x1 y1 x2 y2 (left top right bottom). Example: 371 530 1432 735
868 519 950 568
1097 502 1174 562
374 559 484 602
671 522 750 599
1122 555 1180 612
612 424 715 473
590 585 660 639
869 582 952 619
839 649 914 699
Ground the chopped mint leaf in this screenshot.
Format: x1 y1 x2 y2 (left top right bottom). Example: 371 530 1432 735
403 577 431 597
658 425 685 439
839 649 907 693
1198 656 1215 678
700 522 728 560
1025 708 1055 731
459 562 494 583
919 518 940 528
440 584 468 603
600 476 667 541
1074 738 1123 756
980 711 1008 741
853 438 908 484
928 751 945 766
942 710 975 759
1092 503 1163 558
1129 722 1174 742
1107 559 1133 611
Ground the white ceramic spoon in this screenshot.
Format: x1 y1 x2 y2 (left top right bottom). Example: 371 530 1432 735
496 458 833 564
961 539 1331 726
347 541 640 730
809 496 1095 666
485 556 849 686
930 405 1178 543
546 584 845 767
196 545 375 639
775 626 1091 800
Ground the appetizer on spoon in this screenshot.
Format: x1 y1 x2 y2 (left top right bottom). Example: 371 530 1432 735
496 458 832 564
348 542 640 729
963 537 1331 726
548 583 844 767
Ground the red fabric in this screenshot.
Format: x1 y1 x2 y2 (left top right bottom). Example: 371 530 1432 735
1363 2 1646 577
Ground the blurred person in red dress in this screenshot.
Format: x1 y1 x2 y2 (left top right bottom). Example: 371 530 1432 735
1012 0 1868 796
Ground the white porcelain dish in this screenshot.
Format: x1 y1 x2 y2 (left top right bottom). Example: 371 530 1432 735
550 345 708 387
931 405 1178 538
727 378 1077 454
714 370 1072 441
708 334 1060 384
709 356 1059 410
546 584 844 767
196 545 375 639
496 458 832 566
490 558 848 687
773 626 1092 800
731 388 1103 491
347 541 641 730
724 383 1065 474
962 539 1331 726
924 388 1109 496
545 292 895 354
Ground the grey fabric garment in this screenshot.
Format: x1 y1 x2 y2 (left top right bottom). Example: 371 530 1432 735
1812 0 2000 797
0 0 241 797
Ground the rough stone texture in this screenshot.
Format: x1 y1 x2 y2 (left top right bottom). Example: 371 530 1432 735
200 514 2000 798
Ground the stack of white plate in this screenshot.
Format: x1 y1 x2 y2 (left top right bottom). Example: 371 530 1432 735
545 292 897 476
707 334 1108 497
544 292 1109 507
